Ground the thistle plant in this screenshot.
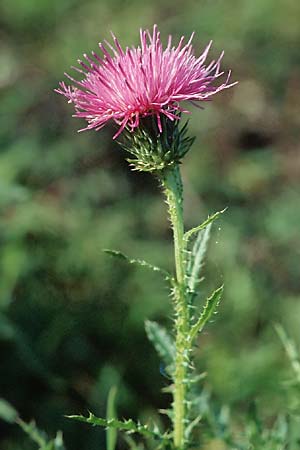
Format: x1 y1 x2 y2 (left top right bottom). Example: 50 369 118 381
2 22 300 450
55 25 237 450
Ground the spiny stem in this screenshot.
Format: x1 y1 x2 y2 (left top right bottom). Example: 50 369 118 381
160 165 190 450
162 166 185 285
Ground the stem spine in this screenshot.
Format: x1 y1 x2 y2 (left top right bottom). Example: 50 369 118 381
161 165 190 450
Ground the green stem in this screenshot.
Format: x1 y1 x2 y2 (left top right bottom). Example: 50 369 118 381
160 165 189 450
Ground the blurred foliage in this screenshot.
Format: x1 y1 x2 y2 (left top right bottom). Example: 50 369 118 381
0 0 300 449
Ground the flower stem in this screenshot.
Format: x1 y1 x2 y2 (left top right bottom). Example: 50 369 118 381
161 165 189 450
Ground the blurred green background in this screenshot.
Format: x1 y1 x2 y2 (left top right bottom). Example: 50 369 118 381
1 0 300 448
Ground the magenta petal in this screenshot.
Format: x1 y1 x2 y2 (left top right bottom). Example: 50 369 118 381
56 25 236 136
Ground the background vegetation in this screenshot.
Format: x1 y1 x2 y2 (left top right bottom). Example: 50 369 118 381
0 0 300 448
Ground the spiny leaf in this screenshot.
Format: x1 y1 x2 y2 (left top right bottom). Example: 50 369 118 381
187 224 211 296
0 398 18 424
183 209 227 245
0 400 65 450
145 320 175 370
17 418 48 449
187 372 207 385
185 415 202 439
106 386 118 450
122 435 143 450
269 415 289 445
17 419 65 450
52 432 65 450
274 324 300 384
190 286 224 340
67 413 162 440
103 249 173 282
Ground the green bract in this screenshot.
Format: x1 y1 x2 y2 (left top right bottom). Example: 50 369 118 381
120 114 195 172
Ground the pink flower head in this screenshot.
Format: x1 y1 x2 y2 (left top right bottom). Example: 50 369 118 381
56 25 236 139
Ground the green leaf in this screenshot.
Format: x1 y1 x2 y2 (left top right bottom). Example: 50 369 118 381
190 286 224 340
183 209 227 244
103 249 173 282
17 418 48 449
67 413 162 440
184 415 202 440
187 224 211 296
16 418 65 450
145 320 175 370
122 434 143 450
52 432 65 450
106 386 118 450
274 324 300 384
0 400 65 450
0 398 18 424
